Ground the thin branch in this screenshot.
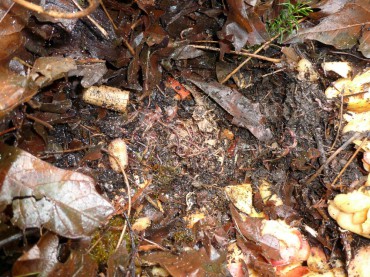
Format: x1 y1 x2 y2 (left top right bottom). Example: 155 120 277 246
305 132 363 185
71 0 108 38
220 33 280 84
190 44 281 63
330 137 368 188
12 0 99 19
221 17 306 84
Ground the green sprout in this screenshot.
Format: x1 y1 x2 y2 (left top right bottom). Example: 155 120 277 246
267 1 313 42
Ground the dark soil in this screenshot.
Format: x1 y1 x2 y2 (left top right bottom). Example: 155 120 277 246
1 0 369 275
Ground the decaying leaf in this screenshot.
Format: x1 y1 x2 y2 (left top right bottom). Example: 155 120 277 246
288 0 370 57
0 144 114 238
224 0 268 50
12 232 98 276
189 79 273 142
225 183 263 217
142 247 227 277
0 68 38 118
30 56 77 88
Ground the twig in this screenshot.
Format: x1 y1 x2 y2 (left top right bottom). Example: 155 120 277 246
305 132 363 185
71 0 108 38
220 33 280 84
122 212 136 277
330 137 368 188
26 113 54 130
114 164 132 251
12 0 99 19
190 44 281 63
262 68 285 78
0 126 18 137
221 17 306 84
99 0 117 29
329 93 344 151
0 1 15 23
42 145 92 154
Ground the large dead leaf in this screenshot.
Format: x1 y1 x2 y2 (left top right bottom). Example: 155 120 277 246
0 68 38 118
0 0 29 36
142 247 226 277
189 79 273 141
224 0 268 50
12 232 98 276
0 144 114 238
0 57 78 118
288 0 370 57
30 56 77 88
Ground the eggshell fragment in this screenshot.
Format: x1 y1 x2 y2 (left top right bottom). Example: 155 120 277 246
83 85 129 113
108 138 128 173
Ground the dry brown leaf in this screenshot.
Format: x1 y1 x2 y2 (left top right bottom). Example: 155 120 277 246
288 0 370 57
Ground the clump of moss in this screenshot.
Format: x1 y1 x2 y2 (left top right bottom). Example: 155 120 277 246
153 165 181 189
89 216 130 265
172 229 194 245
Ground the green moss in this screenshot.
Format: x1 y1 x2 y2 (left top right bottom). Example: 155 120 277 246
89 216 130 265
173 229 194 244
153 165 180 189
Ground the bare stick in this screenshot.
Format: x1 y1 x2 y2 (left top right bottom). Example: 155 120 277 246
221 17 306 84
305 132 363 185
26 113 54 130
330 137 368 188
12 0 99 19
71 0 108 38
190 44 281 63
220 33 280 84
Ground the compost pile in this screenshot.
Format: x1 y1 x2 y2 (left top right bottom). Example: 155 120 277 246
0 0 369 276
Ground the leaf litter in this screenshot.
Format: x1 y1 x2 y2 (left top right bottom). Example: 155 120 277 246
0 0 369 276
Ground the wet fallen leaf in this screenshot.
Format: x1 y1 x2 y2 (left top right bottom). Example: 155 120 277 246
288 0 370 57
0 144 114 238
30 56 77 88
142 247 227 277
12 232 98 276
224 0 268 50
0 68 38 118
189 78 273 141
